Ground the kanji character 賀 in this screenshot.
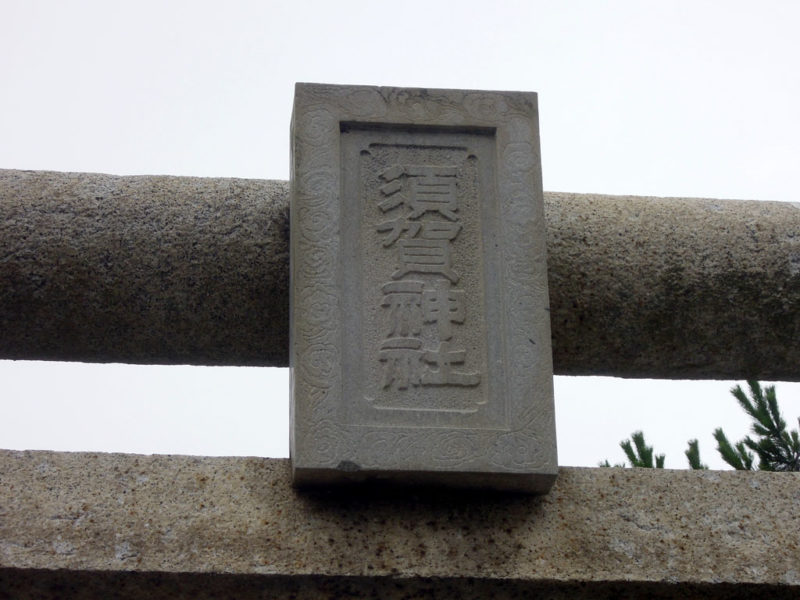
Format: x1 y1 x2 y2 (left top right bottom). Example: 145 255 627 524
393 238 459 283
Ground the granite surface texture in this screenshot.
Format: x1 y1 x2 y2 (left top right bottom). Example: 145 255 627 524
1 169 800 379
1 450 799 599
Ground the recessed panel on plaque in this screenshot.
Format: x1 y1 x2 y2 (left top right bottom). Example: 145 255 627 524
290 83 557 493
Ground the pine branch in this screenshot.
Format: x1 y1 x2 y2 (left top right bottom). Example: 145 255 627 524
620 431 664 468
685 439 708 470
633 431 653 467
713 427 753 470
734 441 755 471
723 382 800 471
621 438 638 467
599 382 799 472
765 385 786 433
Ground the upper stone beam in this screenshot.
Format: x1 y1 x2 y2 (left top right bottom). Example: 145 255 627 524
1 168 799 380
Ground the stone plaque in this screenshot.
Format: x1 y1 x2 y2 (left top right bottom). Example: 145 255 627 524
290 83 556 492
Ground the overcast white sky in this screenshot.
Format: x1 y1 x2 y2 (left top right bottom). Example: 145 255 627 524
1 1 799 469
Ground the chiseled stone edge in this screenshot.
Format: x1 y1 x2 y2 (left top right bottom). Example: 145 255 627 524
1 450 799 597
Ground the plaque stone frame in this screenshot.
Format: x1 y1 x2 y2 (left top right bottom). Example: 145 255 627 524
290 83 557 492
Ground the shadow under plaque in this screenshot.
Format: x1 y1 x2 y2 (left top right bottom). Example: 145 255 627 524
290 83 556 493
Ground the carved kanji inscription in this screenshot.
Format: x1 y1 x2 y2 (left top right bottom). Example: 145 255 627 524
341 129 494 420
291 84 557 492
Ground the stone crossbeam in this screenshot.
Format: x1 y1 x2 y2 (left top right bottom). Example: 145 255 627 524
2 168 799 380
0 450 798 599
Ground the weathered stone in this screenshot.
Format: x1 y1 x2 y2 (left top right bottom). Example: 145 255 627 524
1 169 799 380
546 192 800 380
0 169 290 366
1 450 799 599
290 84 555 491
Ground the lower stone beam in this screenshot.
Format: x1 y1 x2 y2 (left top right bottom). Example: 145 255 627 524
1 450 798 599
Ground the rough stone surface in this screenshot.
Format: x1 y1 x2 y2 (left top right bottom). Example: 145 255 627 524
290 84 556 491
0 169 289 366
1 450 799 599
546 192 800 380
1 168 799 379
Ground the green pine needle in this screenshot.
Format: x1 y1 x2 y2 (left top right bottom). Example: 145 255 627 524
620 431 664 469
602 382 798 472
685 439 708 470
724 381 799 471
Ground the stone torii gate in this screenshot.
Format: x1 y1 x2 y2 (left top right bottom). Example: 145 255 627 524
2 99 800 595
